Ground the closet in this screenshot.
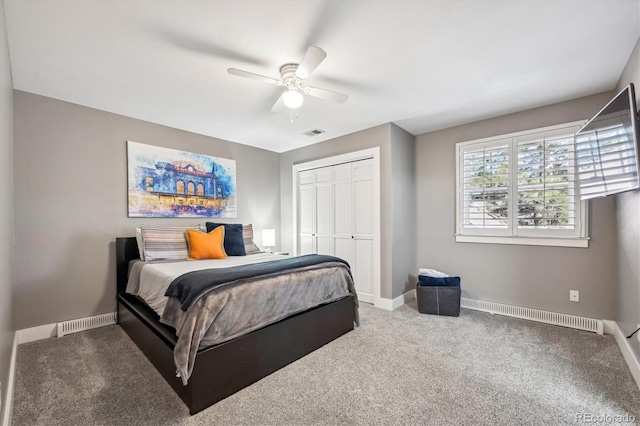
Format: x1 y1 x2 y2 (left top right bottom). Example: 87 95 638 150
297 159 375 303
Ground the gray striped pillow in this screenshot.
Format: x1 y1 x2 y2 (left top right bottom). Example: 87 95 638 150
141 225 202 261
243 224 261 254
135 228 145 261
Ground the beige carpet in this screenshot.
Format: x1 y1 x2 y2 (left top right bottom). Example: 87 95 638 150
12 301 640 425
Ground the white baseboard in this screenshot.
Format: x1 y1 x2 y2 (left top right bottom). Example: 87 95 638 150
1 333 17 426
16 324 56 345
375 289 417 311
15 312 117 345
603 320 640 392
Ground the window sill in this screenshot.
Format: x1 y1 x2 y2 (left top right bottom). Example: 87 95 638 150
455 234 589 248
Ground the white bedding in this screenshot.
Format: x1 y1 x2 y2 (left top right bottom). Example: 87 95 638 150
128 253 289 316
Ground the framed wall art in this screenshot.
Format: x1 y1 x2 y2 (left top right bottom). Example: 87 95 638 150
127 141 237 218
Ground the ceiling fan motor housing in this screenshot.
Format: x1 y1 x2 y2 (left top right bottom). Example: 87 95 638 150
280 63 302 90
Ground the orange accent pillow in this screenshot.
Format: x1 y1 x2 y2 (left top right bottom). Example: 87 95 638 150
186 227 227 260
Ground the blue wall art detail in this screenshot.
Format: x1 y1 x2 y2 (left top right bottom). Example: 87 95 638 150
127 141 237 218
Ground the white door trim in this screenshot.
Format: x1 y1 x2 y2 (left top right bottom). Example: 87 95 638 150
292 147 382 307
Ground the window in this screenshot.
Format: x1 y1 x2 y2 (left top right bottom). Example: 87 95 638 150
456 121 588 248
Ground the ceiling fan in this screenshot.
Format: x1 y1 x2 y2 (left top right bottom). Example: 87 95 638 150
227 46 348 112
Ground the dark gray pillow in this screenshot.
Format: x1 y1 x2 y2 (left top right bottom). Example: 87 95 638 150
205 223 246 256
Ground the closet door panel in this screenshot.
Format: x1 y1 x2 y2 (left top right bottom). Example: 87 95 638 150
353 239 374 302
299 235 315 255
316 182 332 237
299 170 315 185
352 159 373 180
352 160 374 238
317 237 333 255
353 179 373 237
333 180 352 237
333 163 351 180
334 237 353 268
299 184 315 235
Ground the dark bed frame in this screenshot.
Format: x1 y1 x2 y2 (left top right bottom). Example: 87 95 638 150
116 237 355 415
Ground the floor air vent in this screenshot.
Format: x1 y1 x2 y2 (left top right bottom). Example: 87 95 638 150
57 312 117 337
461 298 603 334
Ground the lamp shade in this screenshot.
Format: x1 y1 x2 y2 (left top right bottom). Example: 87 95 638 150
262 229 276 247
283 89 304 109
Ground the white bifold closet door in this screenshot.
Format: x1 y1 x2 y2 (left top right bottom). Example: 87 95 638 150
297 159 375 303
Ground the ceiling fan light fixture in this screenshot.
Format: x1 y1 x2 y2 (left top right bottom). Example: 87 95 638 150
283 89 304 109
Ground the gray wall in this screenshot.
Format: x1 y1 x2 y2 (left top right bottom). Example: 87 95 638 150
390 124 417 296
415 92 619 319
615 37 640 353
13 91 281 330
0 1 14 421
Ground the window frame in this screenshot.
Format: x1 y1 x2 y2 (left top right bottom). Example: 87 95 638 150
455 121 589 248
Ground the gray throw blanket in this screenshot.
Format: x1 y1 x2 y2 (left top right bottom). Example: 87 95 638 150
165 254 350 310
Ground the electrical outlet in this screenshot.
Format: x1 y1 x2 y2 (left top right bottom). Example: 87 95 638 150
569 290 580 302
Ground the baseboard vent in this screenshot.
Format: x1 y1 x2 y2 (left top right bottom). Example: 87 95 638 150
57 312 117 337
461 298 603 334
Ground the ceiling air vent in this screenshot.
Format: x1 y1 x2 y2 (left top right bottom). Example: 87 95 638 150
303 129 325 137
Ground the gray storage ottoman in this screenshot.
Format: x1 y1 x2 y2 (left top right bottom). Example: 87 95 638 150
416 276 461 317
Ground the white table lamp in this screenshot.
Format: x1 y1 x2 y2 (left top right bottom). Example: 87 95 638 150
262 229 275 253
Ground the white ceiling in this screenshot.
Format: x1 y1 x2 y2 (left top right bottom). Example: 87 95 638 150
3 1 639 153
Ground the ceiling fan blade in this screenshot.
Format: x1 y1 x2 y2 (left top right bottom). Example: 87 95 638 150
227 68 281 85
295 46 327 79
271 93 286 112
304 86 348 104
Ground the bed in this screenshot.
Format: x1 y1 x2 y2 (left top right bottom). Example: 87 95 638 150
116 237 357 415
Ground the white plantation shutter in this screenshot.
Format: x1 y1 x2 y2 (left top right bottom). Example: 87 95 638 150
575 117 639 199
460 139 510 235
456 121 587 246
515 127 581 237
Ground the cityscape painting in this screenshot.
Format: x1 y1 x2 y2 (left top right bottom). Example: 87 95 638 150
127 141 237 218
